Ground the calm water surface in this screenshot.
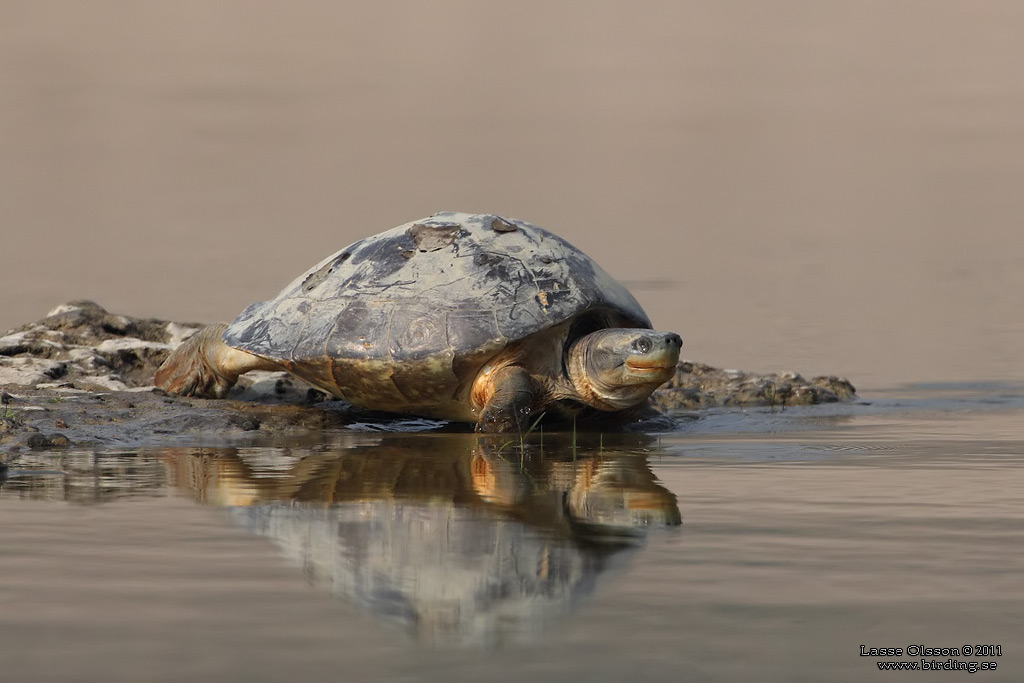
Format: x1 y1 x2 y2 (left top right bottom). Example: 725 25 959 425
3 387 1022 682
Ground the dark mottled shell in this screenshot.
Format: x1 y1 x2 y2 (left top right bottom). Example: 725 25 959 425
223 212 650 411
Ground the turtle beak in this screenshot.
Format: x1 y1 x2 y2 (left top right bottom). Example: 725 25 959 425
625 333 682 375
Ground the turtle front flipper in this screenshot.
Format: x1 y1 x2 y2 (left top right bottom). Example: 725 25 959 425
155 323 276 398
475 365 542 433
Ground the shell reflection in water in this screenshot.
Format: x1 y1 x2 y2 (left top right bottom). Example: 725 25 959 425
158 433 681 646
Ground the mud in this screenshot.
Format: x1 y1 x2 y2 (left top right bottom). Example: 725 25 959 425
0 302 855 455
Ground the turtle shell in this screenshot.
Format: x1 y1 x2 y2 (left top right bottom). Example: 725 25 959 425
223 212 651 415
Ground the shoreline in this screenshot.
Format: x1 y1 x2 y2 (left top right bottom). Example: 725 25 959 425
1 301 856 453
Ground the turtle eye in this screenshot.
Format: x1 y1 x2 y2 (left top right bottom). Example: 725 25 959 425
632 337 652 354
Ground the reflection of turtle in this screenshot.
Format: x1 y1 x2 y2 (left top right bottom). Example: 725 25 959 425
155 212 682 432
158 436 682 645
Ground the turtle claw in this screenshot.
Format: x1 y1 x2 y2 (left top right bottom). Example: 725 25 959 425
475 366 540 433
154 324 236 398
476 404 534 434
475 412 510 434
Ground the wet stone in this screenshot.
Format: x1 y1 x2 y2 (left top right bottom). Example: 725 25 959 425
229 415 261 432
650 361 858 412
0 418 22 435
26 432 70 449
47 433 71 448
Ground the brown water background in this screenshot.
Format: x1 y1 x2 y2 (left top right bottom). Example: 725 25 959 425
2 1 1022 390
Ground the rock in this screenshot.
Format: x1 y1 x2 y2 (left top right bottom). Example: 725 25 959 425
1 300 202 392
649 360 857 412
47 433 72 448
0 417 23 436
23 432 71 449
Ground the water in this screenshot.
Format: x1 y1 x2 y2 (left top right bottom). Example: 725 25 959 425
3 2 1024 680
3 388 1022 681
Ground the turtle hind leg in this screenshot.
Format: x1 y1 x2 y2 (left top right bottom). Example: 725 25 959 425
475 366 542 434
154 323 275 398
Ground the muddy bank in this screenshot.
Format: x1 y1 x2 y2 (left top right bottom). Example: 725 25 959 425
0 302 855 454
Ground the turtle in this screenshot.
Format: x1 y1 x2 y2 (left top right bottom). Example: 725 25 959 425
154 212 682 432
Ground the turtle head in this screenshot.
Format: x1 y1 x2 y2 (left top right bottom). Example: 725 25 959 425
567 329 682 411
